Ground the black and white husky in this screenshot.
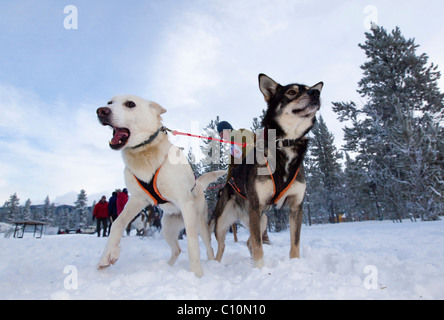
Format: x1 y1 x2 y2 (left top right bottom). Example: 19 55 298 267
213 74 323 268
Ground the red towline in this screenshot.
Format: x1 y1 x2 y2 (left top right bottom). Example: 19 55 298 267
171 129 247 148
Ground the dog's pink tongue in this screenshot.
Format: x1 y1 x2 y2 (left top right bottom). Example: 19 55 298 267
111 129 129 145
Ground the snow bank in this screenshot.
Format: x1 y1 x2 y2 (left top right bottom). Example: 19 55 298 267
0 220 443 300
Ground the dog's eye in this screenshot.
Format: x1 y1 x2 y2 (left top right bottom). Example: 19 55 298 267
287 90 297 96
125 101 136 108
107 101 113 105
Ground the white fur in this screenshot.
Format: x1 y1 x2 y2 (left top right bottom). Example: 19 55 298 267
97 95 225 277
276 105 316 140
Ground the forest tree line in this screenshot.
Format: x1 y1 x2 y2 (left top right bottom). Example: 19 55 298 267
1 26 443 231
194 26 443 226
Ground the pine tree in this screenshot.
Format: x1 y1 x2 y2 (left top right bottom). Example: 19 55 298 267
61 208 70 231
42 196 52 223
333 26 443 221
250 109 266 134
342 152 379 221
305 116 343 223
187 147 202 178
393 112 443 220
23 199 32 221
200 116 229 173
74 190 88 230
3 193 20 222
303 152 318 225
49 203 56 226
200 116 228 213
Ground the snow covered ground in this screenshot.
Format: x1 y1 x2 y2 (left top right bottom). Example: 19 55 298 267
1 219 443 300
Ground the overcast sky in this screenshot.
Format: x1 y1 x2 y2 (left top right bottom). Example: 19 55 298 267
1 0 443 205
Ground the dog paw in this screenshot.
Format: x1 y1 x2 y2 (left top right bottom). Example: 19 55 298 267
167 248 181 266
254 258 265 269
206 249 215 261
189 261 204 278
193 266 204 278
97 246 120 269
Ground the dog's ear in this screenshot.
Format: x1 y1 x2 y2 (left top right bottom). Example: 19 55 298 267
311 82 324 93
259 74 279 102
150 102 167 115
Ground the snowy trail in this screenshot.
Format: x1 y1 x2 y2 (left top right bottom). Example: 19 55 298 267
1 220 443 300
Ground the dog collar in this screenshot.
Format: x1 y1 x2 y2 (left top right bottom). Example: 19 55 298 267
130 127 166 150
262 126 301 149
275 138 301 149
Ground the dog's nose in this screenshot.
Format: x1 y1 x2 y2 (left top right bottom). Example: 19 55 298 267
97 107 111 117
307 89 320 98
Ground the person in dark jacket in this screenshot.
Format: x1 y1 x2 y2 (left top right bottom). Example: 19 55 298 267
93 196 108 237
107 191 118 235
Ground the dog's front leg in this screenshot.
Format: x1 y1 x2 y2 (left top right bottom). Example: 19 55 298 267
287 195 303 259
181 201 204 277
98 197 147 269
248 203 266 269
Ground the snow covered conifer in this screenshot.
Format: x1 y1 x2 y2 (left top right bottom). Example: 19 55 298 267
305 116 343 223
42 196 53 223
200 116 229 173
250 109 266 134
23 199 32 221
74 189 88 230
333 26 443 221
187 147 202 178
3 193 20 222
200 116 228 213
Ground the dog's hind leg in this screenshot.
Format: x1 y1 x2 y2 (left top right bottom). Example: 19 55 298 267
214 197 238 262
98 197 147 269
162 213 184 266
198 207 215 261
287 195 304 259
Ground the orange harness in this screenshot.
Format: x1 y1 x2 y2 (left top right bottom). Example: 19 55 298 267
133 166 168 205
228 160 300 205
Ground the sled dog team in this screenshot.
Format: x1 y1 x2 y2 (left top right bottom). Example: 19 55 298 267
96 74 323 277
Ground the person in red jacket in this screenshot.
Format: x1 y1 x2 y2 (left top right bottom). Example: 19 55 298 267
93 196 108 237
116 188 128 216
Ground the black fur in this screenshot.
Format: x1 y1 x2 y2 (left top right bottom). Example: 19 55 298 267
260 74 321 138
213 73 323 266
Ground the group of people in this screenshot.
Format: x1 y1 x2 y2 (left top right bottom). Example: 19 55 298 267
92 188 128 237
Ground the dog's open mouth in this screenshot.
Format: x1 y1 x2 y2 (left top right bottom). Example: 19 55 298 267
108 127 130 150
97 107 131 150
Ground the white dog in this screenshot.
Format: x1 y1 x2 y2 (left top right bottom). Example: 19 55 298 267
97 95 224 277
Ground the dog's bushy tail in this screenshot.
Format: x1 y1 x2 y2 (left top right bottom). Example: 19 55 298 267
197 170 226 190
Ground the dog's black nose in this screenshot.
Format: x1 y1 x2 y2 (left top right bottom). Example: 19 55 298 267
97 107 111 117
307 89 320 98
